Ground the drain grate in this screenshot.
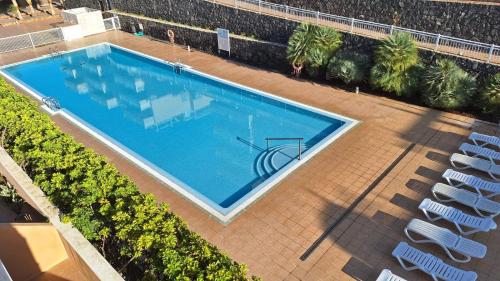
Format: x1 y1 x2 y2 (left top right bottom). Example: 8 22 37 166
300 143 416 261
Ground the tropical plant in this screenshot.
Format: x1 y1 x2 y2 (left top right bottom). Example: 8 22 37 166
421 59 476 109
0 176 24 214
327 50 371 84
0 177 23 205
9 0 22 19
0 78 257 280
287 23 342 77
287 23 318 77
0 1 14 14
312 26 343 55
305 47 330 78
370 32 421 96
478 73 500 120
25 0 34 16
304 26 343 78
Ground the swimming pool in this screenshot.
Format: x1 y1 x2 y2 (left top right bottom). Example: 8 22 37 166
1 43 358 222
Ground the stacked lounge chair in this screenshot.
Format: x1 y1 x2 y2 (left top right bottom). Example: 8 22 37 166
418 198 497 235
442 169 499 198
386 132 499 281
376 269 407 281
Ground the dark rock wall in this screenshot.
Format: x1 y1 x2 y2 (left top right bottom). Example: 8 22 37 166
65 0 499 79
117 14 289 72
267 0 500 44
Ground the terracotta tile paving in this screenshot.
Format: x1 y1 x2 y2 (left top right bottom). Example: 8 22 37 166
0 30 499 280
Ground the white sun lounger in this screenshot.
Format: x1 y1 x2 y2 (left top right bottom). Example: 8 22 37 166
404 219 487 263
459 143 500 164
376 269 407 281
392 242 477 281
450 153 500 181
443 169 500 198
432 183 500 217
469 132 500 150
418 198 497 235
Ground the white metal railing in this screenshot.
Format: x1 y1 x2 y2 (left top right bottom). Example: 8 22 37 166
104 16 121 31
0 28 63 54
213 0 499 64
0 16 120 54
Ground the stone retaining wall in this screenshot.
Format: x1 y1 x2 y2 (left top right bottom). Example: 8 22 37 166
117 13 290 72
65 0 499 79
267 0 500 44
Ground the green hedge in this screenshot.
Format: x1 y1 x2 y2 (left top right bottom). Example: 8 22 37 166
0 78 255 280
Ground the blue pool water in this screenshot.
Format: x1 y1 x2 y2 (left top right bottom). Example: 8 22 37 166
2 44 355 219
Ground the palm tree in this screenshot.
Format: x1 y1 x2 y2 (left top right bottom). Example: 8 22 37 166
286 23 318 77
26 0 35 16
287 24 343 77
47 0 54 15
305 48 330 78
327 50 371 84
312 26 343 55
478 73 499 119
10 0 22 19
421 59 476 109
370 32 420 96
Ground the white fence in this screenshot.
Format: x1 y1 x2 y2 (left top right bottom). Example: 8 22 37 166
217 0 500 64
104 16 121 30
0 16 121 54
0 28 64 54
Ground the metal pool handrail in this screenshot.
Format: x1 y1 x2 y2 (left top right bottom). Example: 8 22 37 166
265 137 304 160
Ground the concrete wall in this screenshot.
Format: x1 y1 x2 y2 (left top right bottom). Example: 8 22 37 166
0 224 68 281
0 146 124 281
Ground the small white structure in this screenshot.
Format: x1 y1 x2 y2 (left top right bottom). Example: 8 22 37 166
61 8 106 40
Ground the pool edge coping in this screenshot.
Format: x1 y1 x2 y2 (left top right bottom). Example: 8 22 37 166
0 42 361 224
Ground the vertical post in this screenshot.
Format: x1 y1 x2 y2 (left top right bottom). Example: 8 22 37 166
298 139 301 160
285 5 288 19
350 18 354 33
316 11 320 24
390 25 394 35
258 0 262 13
111 17 116 30
434 34 441 51
487 44 495 63
28 33 35 48
266 139 269 151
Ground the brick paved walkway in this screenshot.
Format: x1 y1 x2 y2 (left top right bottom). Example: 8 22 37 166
0 31 498 280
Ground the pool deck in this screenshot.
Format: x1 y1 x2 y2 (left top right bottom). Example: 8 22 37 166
1 30 499 281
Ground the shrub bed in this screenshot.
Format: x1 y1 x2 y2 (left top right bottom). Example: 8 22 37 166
286 25 499 122
0 78 255 280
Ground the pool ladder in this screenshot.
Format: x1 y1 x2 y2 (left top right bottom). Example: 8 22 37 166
265 137 304 160
42 97 61 111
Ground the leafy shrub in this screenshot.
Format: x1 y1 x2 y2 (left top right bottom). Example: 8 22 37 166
370 32 421 96
421 59 476 109
311 26 343 55
287 23 318 76
327 50 371 84
287 23 342 77
304 26 343 78
0 78 255 281
305 47 330 78
478 73 500 120
0 1 15 14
